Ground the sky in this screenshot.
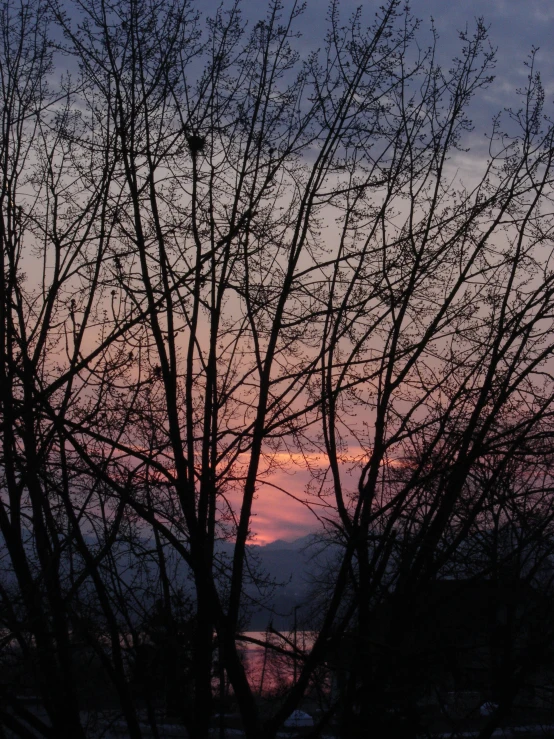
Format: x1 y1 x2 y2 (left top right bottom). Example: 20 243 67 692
46 0 554 545
211 0 554 544
231 0 554 143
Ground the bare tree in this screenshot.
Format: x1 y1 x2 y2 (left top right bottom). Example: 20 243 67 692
3 0 554 737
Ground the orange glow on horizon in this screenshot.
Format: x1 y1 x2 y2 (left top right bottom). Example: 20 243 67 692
94 443 405 544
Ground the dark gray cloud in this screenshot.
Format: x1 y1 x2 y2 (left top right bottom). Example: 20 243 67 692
57 0 554 138
195 0 554 147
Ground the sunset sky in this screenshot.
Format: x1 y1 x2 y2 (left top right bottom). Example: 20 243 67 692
43 0 554 546
209 0 554 544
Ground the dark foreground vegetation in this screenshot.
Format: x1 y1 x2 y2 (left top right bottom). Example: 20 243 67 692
3 0 554 736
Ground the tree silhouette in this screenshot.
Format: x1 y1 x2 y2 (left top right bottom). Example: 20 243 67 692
3 0 554 737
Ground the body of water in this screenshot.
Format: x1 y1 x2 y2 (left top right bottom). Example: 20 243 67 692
237 631 317 695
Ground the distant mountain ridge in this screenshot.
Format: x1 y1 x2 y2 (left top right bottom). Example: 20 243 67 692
244 533 339 630
0 530 337 631
258 534 317 552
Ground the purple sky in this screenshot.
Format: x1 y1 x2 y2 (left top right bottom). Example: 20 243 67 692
217 0 554 542
53 0 554 543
